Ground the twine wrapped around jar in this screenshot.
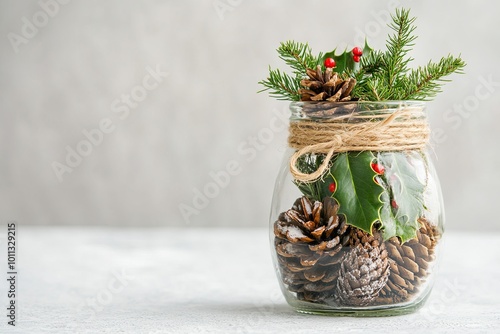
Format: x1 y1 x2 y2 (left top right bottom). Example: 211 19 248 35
288 105 430 182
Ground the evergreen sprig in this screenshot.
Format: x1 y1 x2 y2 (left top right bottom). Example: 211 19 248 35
278 41 322 76
384 8 417 87
258 41 322 101
259 8 465 102
258 67 301 101
353 8 466 101
359 50 385 75
400 55 466 100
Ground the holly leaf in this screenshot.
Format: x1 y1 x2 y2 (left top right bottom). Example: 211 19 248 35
322 152 384 234
378 176 396 239
322 40 374 74
378 152 426 243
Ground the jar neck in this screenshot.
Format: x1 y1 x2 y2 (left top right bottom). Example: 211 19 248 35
289 101 426 121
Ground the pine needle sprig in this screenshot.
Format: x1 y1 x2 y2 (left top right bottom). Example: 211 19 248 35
401 55 466 100
258 67 301 101
360 50 385 75
383 8 417 87
277 41 320 76
357 77 391 102
259 41 322 101
353 8 465 101
350 50 385 98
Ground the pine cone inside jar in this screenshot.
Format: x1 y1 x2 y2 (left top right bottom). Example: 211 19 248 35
274 196 350 303
336 229 390 306
349 226 385 250
376 218 441 304
299 65 357 102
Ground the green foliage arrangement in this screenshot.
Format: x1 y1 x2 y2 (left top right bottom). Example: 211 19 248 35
259 9 465 102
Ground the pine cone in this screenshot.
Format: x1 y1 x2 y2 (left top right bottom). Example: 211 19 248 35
299 65 357 102
376 218 441 304
349 226 384 249
336 233 390 306
274 196 350 303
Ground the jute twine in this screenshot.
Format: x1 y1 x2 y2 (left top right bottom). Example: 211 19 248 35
289 106 430 182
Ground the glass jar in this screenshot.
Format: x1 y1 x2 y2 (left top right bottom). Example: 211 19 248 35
270 101 444 316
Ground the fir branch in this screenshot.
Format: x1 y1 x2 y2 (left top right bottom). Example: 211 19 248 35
350 50 385 98
383 8 417 86
258 67 301 101
360 50 385 75
353 8 465 101
259 41 322 101
402 55 466 100
277 41 319 76
363 78 390 101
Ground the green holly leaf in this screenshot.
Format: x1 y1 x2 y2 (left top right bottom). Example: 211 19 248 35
322 152 384 234
322 40 374 74
379 182 397 239
378 152 426 243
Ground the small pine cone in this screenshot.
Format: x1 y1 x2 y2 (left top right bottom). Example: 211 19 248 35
349 226 384 249
376 218 441 304
274 196 350 303
299 65 357 102
336 243 390 306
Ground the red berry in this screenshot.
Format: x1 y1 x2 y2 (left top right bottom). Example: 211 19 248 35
391 200 398 209
324 57 336 68
352 47 363 57
371 162 385 174
328 182 336 193
353 55 361 63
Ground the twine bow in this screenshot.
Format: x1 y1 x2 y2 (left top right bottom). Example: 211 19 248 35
288 106 430 182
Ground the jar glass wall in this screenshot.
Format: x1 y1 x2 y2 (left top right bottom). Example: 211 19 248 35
269 101 444 316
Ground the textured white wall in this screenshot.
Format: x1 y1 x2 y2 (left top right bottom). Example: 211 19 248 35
0 0 498 231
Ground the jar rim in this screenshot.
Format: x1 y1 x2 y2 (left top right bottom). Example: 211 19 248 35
289 100 426 120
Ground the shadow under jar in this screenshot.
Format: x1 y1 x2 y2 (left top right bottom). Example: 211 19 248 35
270 101 444 316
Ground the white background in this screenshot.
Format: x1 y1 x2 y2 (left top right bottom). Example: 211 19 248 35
1 0 498 231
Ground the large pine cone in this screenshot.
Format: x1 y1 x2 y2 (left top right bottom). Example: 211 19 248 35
299 65 357 102
376 218 441 304
336 232 390 306
274 196 350 303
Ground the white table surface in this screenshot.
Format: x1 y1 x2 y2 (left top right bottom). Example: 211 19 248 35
0 227 499 334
